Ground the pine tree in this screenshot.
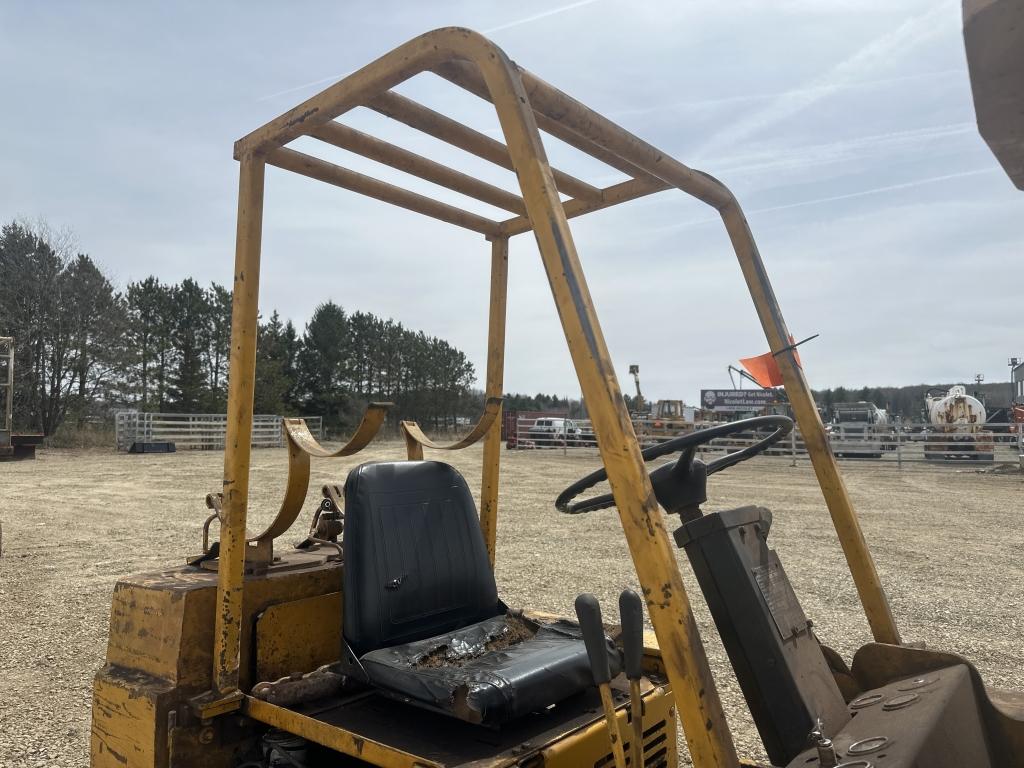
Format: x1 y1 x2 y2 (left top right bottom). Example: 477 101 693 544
63 254 124 417
205 283 232 409
296 302 351 426
254 311 293 414
167 279 210 412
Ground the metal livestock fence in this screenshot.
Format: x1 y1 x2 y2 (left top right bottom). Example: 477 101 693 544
114 411 324 451
510 415 1024 470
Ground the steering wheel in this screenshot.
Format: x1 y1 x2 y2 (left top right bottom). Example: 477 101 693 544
555 416 794 516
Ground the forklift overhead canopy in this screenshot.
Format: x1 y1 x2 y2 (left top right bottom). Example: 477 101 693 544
234 42 726 235
216 27 901 768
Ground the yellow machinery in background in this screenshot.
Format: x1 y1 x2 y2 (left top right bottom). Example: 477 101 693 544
91 21 1024 768
625 365 694 444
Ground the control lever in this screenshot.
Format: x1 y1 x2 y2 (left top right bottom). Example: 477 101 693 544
809 719 838 767
619 589 645 768
575 593 627 768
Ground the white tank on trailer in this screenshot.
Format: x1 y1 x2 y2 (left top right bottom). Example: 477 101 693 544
925 385 987 426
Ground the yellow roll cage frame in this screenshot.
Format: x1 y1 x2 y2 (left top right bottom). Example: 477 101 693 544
217 27 900 767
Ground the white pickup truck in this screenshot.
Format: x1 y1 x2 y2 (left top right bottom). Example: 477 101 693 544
527 417 581 446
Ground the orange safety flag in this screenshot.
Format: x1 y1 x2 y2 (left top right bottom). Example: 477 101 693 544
739 338 802 389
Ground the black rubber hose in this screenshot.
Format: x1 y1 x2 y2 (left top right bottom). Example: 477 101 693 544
575 593 611 685
619 589 644 681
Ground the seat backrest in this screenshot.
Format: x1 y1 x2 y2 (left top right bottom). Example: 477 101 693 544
342 461 504 656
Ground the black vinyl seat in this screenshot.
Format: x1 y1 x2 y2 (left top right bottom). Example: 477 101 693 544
342 460 620 726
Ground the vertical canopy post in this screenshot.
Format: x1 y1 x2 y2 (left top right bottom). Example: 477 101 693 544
214 153 266 696
479 236 509 568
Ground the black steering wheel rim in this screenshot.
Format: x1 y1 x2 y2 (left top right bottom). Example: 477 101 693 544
555 415 794 514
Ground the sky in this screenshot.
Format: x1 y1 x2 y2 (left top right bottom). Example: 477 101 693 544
2 0 1021 403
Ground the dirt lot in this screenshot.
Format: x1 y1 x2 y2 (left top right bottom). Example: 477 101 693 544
1 443 1022 767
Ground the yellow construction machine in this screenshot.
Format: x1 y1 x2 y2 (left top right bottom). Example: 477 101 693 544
625 365 694 444
92 18 1024 768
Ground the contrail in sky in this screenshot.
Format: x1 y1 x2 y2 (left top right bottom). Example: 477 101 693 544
711 122 975 177
606 69 966 120
256 71 355 103
256 0 603 102
656 167 998 232
748 168 997 215
483 0 603 34
690 2 956 161
588 120 975 190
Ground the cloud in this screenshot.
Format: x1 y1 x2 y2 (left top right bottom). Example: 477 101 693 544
605 68 965 121
5 0 1020 399
483 0 604 34
690 2 957 161
646 167 999 235
711 122 976 178
256 71 355 103
609 120 979 207
747 167 998 214
255 0 605 103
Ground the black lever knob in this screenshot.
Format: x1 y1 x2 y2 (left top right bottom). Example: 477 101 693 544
575 593 611 685
619 589 644 681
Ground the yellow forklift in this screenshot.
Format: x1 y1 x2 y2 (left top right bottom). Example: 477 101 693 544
92 20 1024 768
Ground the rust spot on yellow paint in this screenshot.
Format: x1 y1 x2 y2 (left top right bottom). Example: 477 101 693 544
106 745 128 765
285 107 320 130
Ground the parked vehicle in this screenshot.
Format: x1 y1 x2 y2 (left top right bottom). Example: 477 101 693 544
827 401 892 458
503 409 568 448
527 417 581 446
578 423 598 446
923 385 994 461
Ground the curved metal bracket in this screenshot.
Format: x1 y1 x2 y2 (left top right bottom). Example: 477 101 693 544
282 402 392 458
247 403 392 545
400 396 501 459
246 432 312 545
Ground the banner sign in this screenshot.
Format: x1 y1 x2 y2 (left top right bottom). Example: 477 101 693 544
700 388 780 412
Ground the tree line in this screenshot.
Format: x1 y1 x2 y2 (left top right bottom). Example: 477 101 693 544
502 392 584 416
813 381 1012 421
0 221 476 435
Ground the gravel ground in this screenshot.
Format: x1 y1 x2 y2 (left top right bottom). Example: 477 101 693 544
1 444 1021 767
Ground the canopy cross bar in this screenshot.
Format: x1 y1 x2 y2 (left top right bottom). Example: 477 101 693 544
265 146 503 236
309 121 529 215
367 90 603 202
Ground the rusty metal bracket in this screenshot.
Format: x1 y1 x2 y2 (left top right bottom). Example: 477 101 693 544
283 402 392 459
201 493 224 554
251 663 347 707
207 403 391 570
189 688 245 720
400 396 501 460
247 403 390 547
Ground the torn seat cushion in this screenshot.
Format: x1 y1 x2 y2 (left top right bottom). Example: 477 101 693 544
360 614 620 726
